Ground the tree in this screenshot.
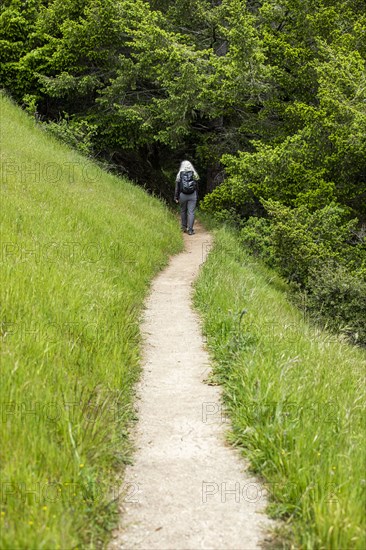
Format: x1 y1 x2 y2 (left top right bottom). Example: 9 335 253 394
201 0 366 221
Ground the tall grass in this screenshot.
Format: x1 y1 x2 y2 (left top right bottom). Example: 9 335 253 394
194 227 366 549
0 93 182 548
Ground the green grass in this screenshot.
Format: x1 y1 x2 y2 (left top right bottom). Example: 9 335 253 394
0 93 182 548
194 227 366 549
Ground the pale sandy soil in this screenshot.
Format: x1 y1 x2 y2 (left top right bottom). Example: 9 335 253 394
110 222 274 550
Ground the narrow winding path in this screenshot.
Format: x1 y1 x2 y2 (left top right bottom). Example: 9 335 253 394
110 222 273 550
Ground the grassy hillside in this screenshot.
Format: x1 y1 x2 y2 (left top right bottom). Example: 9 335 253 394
194 228 366 550
0 93 182 548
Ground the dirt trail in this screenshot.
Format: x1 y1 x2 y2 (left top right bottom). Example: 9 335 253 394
110 222 273 550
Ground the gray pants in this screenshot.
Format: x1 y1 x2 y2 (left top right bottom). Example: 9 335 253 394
179 191 197 230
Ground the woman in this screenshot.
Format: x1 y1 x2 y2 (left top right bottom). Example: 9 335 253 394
174 160 199 235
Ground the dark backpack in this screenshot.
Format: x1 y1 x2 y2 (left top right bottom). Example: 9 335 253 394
180 170 196 194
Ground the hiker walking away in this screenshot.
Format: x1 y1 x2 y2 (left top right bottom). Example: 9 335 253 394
174 160 199 235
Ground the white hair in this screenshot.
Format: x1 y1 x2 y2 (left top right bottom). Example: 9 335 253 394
176 159 199 181
180 160 195 172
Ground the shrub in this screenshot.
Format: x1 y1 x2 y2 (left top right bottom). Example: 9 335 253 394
263 200 361 285
239 216 275 265
41 116 97 157
240 201 366 345
305 264 366 345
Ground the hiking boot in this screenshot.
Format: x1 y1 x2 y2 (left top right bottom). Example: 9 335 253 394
188 229 195 235
181 226 188 233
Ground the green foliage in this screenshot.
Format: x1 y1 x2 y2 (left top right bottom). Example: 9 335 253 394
0 0 40 97
96 0 215 150
41 115 97 156
201 1 366 345
262 201 361 284
194 227 366 549
239 216 275 264
1 0 365 213
1 0 366 543
201 1 366 221
306 264 366 345
240 202 366 344
2 0 364 345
